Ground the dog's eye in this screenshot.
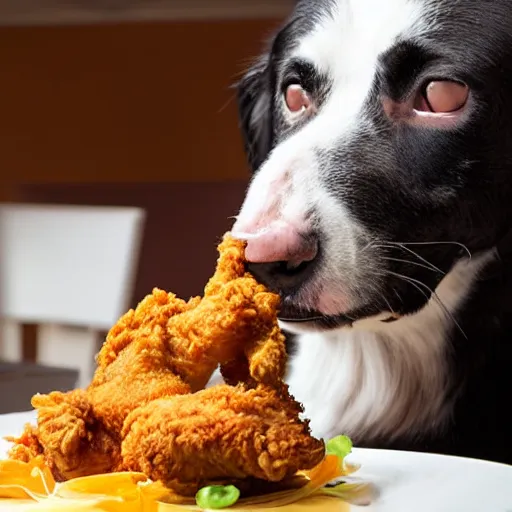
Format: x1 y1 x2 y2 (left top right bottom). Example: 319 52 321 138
284 84 311 114
415 80 469 113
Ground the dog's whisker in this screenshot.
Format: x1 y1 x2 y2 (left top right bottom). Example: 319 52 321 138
217 92 237 114
386 270 467 339
396 274 431 302
379 292 397 316
371 243 444 274
394 244 446 274
383 256 446 275
360 241 375 253
394 241 472 260
392 288 404 305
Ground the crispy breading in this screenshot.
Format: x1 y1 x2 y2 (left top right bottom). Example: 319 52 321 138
121 384 324 495
8 234 324 494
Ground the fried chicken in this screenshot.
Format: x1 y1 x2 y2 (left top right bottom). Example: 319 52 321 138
7 234 324 495
121 384 325 496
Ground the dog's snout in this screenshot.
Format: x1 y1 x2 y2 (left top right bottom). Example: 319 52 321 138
236 221 319 291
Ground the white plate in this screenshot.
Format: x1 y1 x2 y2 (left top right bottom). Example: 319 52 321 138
1 411 511 511
351 447 512 511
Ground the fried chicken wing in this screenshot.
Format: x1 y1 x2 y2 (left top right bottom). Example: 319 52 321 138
7 234 324 495
121 384 324 496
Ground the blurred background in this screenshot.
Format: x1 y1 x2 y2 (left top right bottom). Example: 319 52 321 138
0 0 292 412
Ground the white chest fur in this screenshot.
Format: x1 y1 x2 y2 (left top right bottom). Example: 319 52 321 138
285 251 494 442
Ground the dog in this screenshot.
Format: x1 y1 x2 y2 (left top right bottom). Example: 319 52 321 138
230 0 512 465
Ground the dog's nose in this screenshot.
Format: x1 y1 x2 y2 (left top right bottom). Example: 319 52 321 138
243 220 318 264
234 220 319 291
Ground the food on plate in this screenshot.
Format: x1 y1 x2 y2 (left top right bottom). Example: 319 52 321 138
5 234 325 497
0 435 371 510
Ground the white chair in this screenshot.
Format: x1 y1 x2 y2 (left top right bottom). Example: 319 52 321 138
0 203 146 388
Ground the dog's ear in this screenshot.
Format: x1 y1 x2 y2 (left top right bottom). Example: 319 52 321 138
237 54 274 173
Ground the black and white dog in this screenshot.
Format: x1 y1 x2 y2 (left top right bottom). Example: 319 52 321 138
231 0 512 465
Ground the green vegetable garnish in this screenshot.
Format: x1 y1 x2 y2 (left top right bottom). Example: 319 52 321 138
326 435 353 460
195 484 241 509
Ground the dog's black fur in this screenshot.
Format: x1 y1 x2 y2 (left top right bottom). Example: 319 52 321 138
235 0 512 464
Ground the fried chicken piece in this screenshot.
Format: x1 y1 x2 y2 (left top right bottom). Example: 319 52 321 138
94 233 286 393
8 234 322 494
30 389 122 481
121 384 325 496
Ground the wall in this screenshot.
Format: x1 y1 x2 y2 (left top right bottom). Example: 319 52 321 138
0 18 283 307
0 18 280 185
